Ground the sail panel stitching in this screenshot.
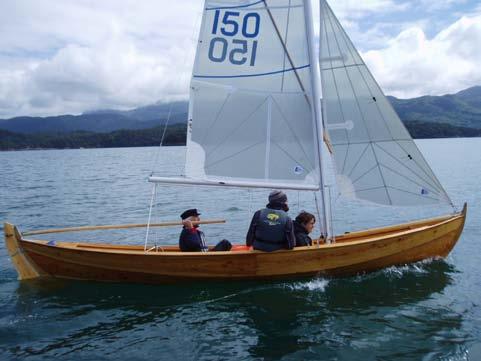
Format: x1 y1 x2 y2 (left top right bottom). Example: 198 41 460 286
281 0 292 92
346 143 370 178
205 97 268 158
194 64 310 79
351 163 380 186
206 1 265 11
199 92 232 145
391 140 442 189
325 7 392 205
270 96 315 170
206 140 265 169
374 142 442 194
322 4 352 161
270 141 312 175
341 142 350 174
378 162 441 197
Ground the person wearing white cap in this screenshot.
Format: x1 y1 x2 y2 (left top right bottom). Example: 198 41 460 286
245 190 296 252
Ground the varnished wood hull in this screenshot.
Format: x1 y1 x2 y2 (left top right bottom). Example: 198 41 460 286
4 204 466 284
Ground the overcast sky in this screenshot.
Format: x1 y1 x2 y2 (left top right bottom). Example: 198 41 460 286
1 0 480 118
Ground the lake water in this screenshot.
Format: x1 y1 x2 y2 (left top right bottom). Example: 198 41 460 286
1 138 480 360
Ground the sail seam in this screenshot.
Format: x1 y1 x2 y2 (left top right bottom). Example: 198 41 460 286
329 3 397 144
354 66 396 140
322 5 352 163
378 162 440 197
281 0 292 92
205 97 268 158
332 139 412 146
322 1 351 150
351 163 380 186
206 140 265 169
193 64 310 79
262 0 310 107
271 141 312 176
342 186 387 195
346 143 370 178
199 92 232 145
344 186 440 202
265 96 272 179
386 186 440 202
321 63 363 71
341 143 350 174
325 6 392 205
206 2 302 11
328 0 452 205
206 1 264 10
271 96 315 170
374 142 442 195
396 141 449 194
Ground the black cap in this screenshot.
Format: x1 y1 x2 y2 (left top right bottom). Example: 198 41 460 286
180 208 201 220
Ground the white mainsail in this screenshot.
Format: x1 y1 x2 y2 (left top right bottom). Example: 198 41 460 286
182 0 321 189
319 0 452 206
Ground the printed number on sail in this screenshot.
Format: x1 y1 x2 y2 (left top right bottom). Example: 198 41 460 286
209 10 260 66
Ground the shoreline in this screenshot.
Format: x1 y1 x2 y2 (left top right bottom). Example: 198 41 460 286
1 137 480 152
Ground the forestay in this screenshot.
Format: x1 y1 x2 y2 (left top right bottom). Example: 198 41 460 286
185 0 320 189
319 0 452 206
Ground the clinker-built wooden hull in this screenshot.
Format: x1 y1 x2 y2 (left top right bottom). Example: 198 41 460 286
4 204 466 284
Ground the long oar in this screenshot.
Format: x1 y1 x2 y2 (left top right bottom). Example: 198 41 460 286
22 219 226 236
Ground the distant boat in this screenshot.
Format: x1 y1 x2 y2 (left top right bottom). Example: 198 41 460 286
4 0 466 284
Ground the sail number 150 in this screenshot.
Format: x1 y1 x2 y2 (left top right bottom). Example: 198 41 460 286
208 10 260 66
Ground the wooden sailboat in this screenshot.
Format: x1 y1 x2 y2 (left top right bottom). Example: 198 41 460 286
3 205 466 282
4 0 466 284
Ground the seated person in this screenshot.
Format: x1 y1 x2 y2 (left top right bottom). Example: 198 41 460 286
246 190 295 252
293 211 316 247
179 208 232 252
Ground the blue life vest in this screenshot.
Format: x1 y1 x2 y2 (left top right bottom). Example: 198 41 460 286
255 208 288 244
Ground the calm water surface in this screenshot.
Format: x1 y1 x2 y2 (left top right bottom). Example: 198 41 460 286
0 138 480 360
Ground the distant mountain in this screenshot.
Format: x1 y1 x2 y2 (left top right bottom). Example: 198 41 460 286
0 124 187 150
0 101 188 134
2 120 480 151
1 86 481 136
388 86 481 129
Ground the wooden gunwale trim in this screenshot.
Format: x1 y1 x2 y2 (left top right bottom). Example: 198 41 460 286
21 217 462 279
327 223 462 269
19 210 464 258
334 213 456 242
321 229 461 276
21 219 226 236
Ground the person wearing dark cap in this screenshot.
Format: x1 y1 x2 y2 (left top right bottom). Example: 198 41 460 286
179 208 232 252
245 190 296 252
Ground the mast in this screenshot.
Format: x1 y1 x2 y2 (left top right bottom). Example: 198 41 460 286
304 0 330 239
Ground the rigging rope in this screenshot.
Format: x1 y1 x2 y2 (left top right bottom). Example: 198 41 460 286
313 191 323 247
144 183 157 251
145 10 203 250
150 10 203 177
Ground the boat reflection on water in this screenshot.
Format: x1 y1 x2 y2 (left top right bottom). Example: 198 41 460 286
6 259 466 360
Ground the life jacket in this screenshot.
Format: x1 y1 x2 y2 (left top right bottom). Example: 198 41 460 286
255 208 289 244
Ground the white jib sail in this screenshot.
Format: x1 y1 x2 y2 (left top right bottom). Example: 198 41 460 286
319 0 453 206
184 0 321 189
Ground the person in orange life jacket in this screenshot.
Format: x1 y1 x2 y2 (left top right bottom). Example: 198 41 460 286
246 190 296 252
293 211 316 247
179 209 232 252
